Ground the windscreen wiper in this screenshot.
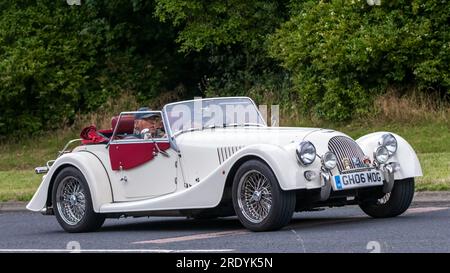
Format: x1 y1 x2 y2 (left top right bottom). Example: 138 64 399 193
242 122 265 127
172 127 202 137
224 123 265 128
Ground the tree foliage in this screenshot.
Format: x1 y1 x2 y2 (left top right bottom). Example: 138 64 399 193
155 0 289 97
0 1 100 133
269 0 449 120
0 0 199 136
0 0 448 135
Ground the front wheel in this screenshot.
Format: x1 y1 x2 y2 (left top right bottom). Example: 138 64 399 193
52 167 105 233
359 178 415 218
232 160 296 231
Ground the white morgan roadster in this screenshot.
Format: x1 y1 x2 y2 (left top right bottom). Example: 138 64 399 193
28 97 422 232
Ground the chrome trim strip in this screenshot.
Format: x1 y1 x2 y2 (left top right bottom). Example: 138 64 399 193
109 139 169 144
340 167 376 174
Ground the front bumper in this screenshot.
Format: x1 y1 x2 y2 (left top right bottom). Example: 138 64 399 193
319 162 400 201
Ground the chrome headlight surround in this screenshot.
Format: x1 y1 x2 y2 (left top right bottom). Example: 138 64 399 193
374 145 389 164
378 133 397 156
296 141 316 166
322 151 337 170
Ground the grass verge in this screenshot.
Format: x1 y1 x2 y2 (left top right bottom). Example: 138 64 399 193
415 153 450 191
0 170 41 201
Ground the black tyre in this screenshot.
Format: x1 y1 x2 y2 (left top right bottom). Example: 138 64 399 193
232 160 296 231
359 178 415 218
52 167 105 233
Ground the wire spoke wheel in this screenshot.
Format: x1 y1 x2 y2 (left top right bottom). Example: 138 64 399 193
237 170 272 223
56 176 86 226
359 178 415 218
232 160 296 231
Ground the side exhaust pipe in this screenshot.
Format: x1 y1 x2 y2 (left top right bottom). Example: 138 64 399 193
40 207 54 215
35 166 49 174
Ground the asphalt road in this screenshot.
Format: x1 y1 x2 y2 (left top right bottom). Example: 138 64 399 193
1 203 449 253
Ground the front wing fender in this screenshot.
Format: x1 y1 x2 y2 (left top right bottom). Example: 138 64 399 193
356 132 423 180
26 151 113 213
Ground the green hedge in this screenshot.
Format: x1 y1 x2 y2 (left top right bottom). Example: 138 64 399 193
1 0 448 136
0 0 199 137
0 1 100 134
268 0 449 120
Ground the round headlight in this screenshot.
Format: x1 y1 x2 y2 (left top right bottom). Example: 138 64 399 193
296 141 316 166
322 151 337 170
374 146 389 164
379 133 397 156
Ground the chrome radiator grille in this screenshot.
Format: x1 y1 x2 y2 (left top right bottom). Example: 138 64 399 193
328 136 366 172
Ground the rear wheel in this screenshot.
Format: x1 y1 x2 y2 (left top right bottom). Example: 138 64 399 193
52 167 105 233
359 178 415 218
232 160 296 231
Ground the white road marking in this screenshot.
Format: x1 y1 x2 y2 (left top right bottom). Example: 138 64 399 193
132 230 249 245
290 229 306 253
289 218 361 230
287 206 449 229
0 249 234 253
132 207 449 245
405 206 448 215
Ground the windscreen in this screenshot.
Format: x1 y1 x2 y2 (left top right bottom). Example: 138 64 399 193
164 97 265 135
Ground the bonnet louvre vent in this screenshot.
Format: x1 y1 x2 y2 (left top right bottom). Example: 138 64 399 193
217 146 244 164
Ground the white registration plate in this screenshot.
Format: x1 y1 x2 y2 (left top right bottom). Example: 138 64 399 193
332 170 383 191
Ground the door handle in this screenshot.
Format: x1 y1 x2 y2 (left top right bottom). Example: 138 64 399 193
119 166 128 182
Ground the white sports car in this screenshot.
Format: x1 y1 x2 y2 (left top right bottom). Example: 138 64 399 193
28 97 422 232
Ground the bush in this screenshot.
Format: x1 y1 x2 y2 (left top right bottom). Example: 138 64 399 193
269 0 449 121
0 0 200 137
1 0 448 136
0 1 103 135
155 0 290 103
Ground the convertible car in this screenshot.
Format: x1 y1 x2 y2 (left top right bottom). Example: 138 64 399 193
28 97 422 232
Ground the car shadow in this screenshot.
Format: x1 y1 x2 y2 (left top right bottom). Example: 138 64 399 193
99 216 244 232
287 215 372 230
97 214 385 233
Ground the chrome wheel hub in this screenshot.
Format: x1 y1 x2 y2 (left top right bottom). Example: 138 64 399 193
56 176 86 225
237 170 272 223
69 195 77 206
251 191 262 202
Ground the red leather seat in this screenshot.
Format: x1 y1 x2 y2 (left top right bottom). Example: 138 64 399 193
111 115 135 134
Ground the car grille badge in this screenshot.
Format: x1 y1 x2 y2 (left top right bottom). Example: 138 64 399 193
342 158 351 170
352 157 363 168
